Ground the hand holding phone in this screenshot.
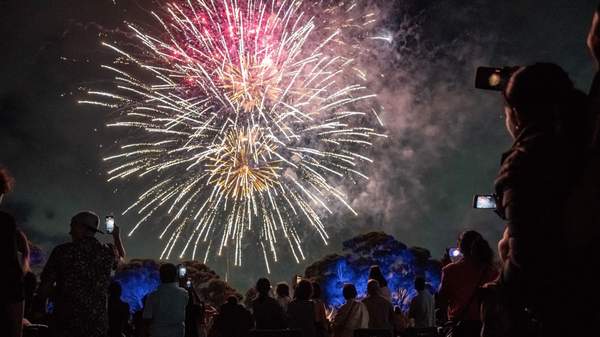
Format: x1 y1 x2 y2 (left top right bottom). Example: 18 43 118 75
448 247 462 262
105 215 115 234
178 265 187 278
475 67 516 91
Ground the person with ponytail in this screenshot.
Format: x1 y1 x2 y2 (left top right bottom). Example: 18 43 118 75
437 230 498 337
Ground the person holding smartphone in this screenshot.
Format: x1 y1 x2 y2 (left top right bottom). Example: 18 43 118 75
437 231 497 337
36 211 126 337
105 215 126 261
488 5 600 337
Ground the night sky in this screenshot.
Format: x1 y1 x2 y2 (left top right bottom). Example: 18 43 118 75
1 0 597 290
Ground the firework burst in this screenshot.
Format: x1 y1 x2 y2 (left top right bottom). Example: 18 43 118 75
81 0 385 271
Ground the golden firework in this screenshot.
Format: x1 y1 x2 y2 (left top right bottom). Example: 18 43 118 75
208 127 281 199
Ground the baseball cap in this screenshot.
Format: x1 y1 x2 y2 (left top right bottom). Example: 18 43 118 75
70 211 104 234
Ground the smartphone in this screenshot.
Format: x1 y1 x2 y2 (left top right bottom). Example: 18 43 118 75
178 265 187 278
473 194 497 209
474 66 516 91
105 215 115 234
448 247 462 261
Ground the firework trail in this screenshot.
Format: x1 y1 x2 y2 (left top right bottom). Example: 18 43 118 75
81 0 385 271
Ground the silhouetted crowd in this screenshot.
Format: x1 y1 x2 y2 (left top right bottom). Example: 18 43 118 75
4 4 600 337
0 163 503 337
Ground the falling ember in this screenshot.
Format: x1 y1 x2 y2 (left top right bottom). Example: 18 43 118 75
80 0 385 271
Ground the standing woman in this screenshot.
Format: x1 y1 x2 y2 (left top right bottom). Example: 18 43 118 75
368 266 392 302
332 284 369 337
438 230 498 337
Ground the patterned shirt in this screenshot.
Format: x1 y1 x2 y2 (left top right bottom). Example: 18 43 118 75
41 236 117 337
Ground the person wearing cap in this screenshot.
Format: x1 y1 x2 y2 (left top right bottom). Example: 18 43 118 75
36 211 126 337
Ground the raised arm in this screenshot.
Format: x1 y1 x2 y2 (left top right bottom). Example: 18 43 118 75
112 225 126 261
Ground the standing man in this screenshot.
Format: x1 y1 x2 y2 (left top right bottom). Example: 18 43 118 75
143 263 189 337
408 277 435 328
37 210 125 337
252 278 287 329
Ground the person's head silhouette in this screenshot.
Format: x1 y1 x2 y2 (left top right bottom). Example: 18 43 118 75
255 278 271 297
503 63 587 141
159 263 178 283
366 279 380 297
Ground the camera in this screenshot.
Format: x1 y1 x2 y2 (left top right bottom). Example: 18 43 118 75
475 66 519 91
473 194 497 209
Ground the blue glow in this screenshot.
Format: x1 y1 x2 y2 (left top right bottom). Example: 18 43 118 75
113 261 160 313
320 247 441 311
